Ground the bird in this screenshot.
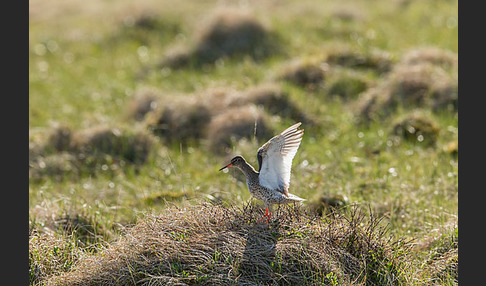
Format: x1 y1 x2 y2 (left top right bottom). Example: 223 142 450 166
219 122 306 222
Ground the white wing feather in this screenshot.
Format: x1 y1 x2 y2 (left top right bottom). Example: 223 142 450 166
258 122 303 195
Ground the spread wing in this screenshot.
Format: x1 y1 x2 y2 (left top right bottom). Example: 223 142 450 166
257 122 303 196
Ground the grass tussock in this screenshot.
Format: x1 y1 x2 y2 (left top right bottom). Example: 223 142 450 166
71 126 154 163
355 46 458 122
142 83 313 152
45 203 411 286
29 204 121 285
400 47 458 70
325 47 393 74
125 87 162 121
113 10 182 46
226 83 314 125
29 125 155 181
390 112 440 146
30 229 84 285
206 104 273 153
145 96 212 145
161 9 277 69
324 69 370 100
308 194 349 216
277 59 327 90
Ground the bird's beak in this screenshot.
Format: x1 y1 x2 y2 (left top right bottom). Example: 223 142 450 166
219 163 232 171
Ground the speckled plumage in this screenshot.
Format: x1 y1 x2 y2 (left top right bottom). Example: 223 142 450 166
219 122 305 221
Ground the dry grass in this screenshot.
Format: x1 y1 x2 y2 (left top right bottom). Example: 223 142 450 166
355 48 458 122
43 202 411 285
30 229 84 285
308 194 349 216
29 125 155 181
225 83 314 125
325 48 393 74
125 87 162 121
412 218 458 285
324 69 369 100
390 112 440 146
29 152 81 182
160 9 277 68
400 47 458 70
71 126 154 163
206 104 273 153
141 83 313 153
277 59 327 90
145 96 212 145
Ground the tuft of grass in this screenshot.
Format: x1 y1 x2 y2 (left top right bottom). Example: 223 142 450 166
30 229 83 285
142 83 314 153
206 104 273 153
45 202 412 285
227 83 314 126
160 8 279 69
400 46 458 70
125 86 162 121
308 194 349 216
356 51 458 122
145 95 213 145
324 68 370 100
29 125 155 181
71 126 154 164
325 47 393 74
390 112 440 147
277 59 326 90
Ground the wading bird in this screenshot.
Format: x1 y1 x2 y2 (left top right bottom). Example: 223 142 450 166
219 122 306 222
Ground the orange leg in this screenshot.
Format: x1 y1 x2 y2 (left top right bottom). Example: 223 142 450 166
258 207 272 223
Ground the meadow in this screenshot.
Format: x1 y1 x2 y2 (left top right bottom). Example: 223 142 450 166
29 0 458 285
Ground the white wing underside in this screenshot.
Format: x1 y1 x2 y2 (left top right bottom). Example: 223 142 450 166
258 122 303 196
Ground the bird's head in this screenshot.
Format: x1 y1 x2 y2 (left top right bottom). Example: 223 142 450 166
219 155 246 171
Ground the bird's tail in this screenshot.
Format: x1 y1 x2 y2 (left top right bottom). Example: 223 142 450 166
287 193 306 202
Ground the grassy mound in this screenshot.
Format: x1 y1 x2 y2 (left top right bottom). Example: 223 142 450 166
325 48 393 74
145 96 213 145
277 59 326 90
226 84 313 125
356 47 458 122
141 84 313 152
206 104 273 153
112 10 182 46
29 126 155 181
324 69 370 100
125 87 162 121
308 194 349 216
161 9 277 68
30 229 84 285
400 47 458 70
390 112 440 146
44 203 411 285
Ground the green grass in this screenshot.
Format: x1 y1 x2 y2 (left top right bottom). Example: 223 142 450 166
30 0 458 284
